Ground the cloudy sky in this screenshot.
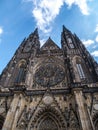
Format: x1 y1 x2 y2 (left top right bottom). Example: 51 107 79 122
0 0 98 74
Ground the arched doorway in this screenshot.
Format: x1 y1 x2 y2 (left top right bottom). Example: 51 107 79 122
29 107 67 130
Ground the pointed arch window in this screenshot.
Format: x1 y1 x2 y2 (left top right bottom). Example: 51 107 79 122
15 63 26 84
67 37 74 49
76 63 85 79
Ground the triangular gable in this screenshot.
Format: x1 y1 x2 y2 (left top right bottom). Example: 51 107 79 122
41 37 61 51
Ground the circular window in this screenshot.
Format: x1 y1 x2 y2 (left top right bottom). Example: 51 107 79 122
35 64 65 87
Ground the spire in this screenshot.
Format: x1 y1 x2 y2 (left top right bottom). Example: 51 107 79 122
62 25 71 34
33 28 38 35
19 28 40 53
74 33 81 42
61 25 73 49
74 33 86 49
29 28 39 39
28 28 40 46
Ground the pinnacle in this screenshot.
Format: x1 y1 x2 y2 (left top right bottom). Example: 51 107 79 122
33 28 38 35
29 28 39 39
62 25 71 33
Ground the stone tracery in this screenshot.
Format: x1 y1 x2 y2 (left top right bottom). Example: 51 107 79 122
28 106 67 130
35 63 65 87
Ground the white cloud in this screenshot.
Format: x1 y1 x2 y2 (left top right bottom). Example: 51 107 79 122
95 35 98 42
91 51 98 57
83 35 98 48
24 0 91 33
64 0 90 15
0 27 3 35
95 24 98 32
32 0 64 33
92 45 97 49
82 39 94 47
0 27 3 43
40 38 46 46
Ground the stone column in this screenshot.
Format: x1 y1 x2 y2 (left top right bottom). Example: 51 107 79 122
11 94 26 130
73 88 93 130
2 94 20 130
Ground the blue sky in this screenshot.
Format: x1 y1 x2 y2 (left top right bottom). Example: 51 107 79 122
0 0 98 74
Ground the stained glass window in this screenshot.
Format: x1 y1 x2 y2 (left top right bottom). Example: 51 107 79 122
76 64 85 79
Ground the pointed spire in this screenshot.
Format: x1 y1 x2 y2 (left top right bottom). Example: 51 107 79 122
63 25 71 33
29 28 39 38
74 33 86 48
21 28 40 54
33 28 38 36
74 33 80 41
28 28 40 46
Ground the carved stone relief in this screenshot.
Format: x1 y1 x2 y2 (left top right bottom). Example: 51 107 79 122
64 104 81 130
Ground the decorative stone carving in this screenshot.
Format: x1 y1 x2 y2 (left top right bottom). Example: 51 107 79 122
64 105 81 130
0 27 98 130
43 95 53 105
29 106 67 130
94 104 98 110
17 106 34 129
35 64 65 86
38 117 58 130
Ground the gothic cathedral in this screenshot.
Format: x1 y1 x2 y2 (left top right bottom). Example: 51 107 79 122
0 26 98 130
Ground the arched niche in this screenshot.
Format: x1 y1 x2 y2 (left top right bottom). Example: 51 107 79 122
15 59 27 84
37 113 59 130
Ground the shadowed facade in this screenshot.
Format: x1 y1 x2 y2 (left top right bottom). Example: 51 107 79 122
0 26 98 130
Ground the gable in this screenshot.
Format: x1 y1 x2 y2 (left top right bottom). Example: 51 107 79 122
41 37 61 51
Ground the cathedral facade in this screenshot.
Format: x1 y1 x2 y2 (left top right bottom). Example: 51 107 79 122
0 26 98 130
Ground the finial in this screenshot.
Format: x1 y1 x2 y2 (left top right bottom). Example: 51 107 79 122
49 37 51 40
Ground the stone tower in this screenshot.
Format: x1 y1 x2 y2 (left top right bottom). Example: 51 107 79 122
0 26 98 130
